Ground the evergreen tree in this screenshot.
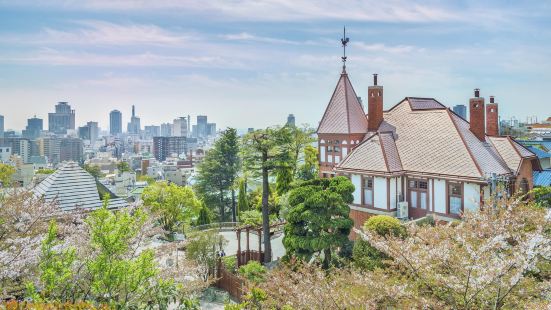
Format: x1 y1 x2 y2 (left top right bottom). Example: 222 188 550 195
237 177 249 216
242 126 292 263
297 145 319 180
196 203 211 226
283 176 354 269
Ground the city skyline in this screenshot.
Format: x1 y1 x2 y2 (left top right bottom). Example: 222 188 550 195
1 1 550 130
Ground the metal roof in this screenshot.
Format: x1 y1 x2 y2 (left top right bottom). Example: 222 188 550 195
534 170 551 187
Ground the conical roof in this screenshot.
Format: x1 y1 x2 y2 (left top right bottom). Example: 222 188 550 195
34 161 127 211
317 72 368 134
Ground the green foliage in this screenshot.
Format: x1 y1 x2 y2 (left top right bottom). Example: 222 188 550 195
137 174 156 185
196 203 211 226
195 128 241 222
239 210 263 227
83 163 103 179
224 287 268 310
296 145 319 181
364 215 406 238
222 256 237 274
352 239 387 271
237 177 249 214
248 185 279 215
0 163 16 187
29 205 183 308
275 166 293 195
531 186 551 208
283 176 354 268
186 230 227 279
142 182 201 237
116 161 131 173
238 261 267 284
36 168 56 175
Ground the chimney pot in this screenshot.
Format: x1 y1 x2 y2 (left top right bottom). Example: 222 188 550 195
474 88 480 98
490 96 495 103
373 73 378 86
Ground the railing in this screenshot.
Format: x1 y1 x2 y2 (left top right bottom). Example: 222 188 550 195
216 261 246 301
186 222 241 234
237 250 264 267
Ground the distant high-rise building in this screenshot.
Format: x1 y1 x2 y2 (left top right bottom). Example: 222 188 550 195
110 110 122 136
37 136 61 164
206 123 216 136
5 137 31 163
187 115 191 138
60 138 83 163
153 136 187 162
0 115 4 139
287 114 296 126
23 116 43 139
173 117 188 137
78 122 99 143
160 123 172 137
453 104 467 120
48 102 75 134
127 105 141 135
196 115 208 138
144 125 160 139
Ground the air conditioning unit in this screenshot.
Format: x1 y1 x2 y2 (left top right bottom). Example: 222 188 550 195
397 201 408 219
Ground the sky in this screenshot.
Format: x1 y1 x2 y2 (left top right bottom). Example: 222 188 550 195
0 0 550 132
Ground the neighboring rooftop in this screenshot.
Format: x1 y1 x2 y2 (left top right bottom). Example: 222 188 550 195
34 161 127 211
534 169 551 187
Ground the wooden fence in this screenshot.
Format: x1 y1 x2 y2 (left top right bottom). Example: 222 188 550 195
216 261 246 301
237 250 264 267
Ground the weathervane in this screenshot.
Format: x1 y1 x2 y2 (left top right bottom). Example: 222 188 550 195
341 26 349 72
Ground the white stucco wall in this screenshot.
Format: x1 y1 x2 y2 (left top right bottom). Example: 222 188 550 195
351 174 362 205
389 177 397 210
464 183 481 212
433 179 446 214
374 176 387 209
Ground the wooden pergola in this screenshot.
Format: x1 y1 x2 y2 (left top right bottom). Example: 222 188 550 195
235 221 286 267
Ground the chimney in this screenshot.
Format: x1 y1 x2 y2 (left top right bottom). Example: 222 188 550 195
469 88 486 141
486 96 499 136
368 74 383 131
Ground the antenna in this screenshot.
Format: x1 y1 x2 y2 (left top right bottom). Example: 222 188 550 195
340 26 349 72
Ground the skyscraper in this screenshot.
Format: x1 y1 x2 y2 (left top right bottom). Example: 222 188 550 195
153 136 187 162
110 110 122 136
23 116 43 139
453 104 467 120
173 117 188 137
48 102 75 134
196 115 207 138
287 114 296 126
160 123 172 137
0 115 4 139
127 105 141 135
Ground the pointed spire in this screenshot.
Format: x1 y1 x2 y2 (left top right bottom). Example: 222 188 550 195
340 26 349 73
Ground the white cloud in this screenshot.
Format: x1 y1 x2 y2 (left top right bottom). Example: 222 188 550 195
221 32 301 45
352 42 424 54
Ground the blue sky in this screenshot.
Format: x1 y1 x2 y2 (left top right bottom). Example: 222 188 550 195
0 0 550 131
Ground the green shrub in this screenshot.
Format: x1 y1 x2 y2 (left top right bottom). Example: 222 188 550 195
364 215 406 237
352 239 387 271
238 261 267 284
223 255 237 274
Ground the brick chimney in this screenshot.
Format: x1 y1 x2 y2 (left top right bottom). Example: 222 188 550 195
368 73 383 131
469 88 486 141
486 96 499 136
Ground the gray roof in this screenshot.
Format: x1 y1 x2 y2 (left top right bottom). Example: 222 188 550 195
34 161 127 211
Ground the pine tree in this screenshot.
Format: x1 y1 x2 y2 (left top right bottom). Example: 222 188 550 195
237 178 249 216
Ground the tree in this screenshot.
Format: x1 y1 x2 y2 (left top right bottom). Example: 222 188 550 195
196 203 211 226
83 164 103 179
142 182 201 239
0 163 15 187
296 145 319 181
237 177 249 215
286 125 315 178
27 202 198 308
283 176 354 268
242 126 292 263
116 161 131 173
195 128 240 222
186 230 227 281
0 190 60 297
238 261 267 284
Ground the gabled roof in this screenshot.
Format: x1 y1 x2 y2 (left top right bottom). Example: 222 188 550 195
527 146 551 159
34 161 127 211
488 136 537 174
317 72 368 134
337 98 521 180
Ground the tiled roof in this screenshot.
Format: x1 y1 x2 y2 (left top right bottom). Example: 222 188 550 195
488 136 536 174
534 169 551 187
34 161 127 211
527 146 551 159
317 72 368 134
339 134 388 172
408 97 446 110
338 98 526 180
